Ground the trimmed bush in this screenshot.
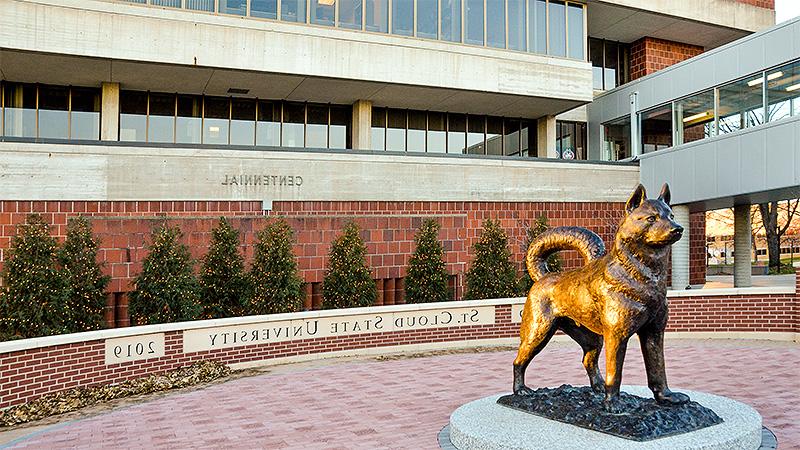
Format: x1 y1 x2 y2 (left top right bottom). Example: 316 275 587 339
405 219 451 303
58 216 111 332
0 214 69 340
464 219 518 300
248 219 305 315
129 224 201 326
199 217 250 319
322 222 376 309
518 215 562 294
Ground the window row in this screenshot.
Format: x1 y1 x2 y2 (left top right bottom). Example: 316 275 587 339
119 92 351 148
121 0 586 59
603 58 800 160
369 108 536 156
589 38 630 91
1 83 101 140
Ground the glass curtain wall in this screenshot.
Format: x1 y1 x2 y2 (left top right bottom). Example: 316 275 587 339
555 120 586 159
603 116 631 161
117 91 351 149
767 60 800 122
1 83 100 140
674 90 714 145
640 104 672 153
589 38 631 90
717 76 764 134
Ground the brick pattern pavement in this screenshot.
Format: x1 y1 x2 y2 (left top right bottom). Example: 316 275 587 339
4 340 799 449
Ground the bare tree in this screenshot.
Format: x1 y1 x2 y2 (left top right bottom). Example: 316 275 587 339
757 199 800 270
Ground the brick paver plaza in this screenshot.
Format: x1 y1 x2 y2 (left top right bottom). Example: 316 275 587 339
2 339 798 449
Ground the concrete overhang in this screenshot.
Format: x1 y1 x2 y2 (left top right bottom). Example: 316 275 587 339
587 0 775 47
0 0 593 118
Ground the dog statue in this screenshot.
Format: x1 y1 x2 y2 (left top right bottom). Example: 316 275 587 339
513 183 689 412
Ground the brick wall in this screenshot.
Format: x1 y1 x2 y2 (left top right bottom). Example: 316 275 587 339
630 37 704 81
735 0 774 8
0 200 708 317
1 271 798 410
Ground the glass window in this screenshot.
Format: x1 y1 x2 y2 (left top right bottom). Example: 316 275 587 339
618 44 631 86
767 60 800 123
311 0 335 26
366 0 388 32
548 1 566 57
466 115 485 154
339 0 363 29
330 105 350 149
604 41 618 90
486 0 505 49
176 95 201 144
306 104 329 148
203 97 230 145
427 112 446 153
447 113 467 153
371 107 386 150
503 119 520 156
282 102 305 147
508 0 526 51
528 0 546 54
119 90 147 142
392 0 413 36
219 0 246 15
589 38 604 90
151 0 181 7
3 83 36 138
417 0 438 39
38 85 69 139
256 100 281 147
675 90 714 145
567 3 584 60
640 105 672 154
386 109 406 151
556 120 585 159
603 116 631 161
520 120 534 156
407 110 426 152
282 0 307 22
465 0 484 46
231 98 256 146
150 93 177 143
70 87 100 140
441 0 461 42
718 76 765 135
486 116 503 155
251 0 278 19
185 0 215 11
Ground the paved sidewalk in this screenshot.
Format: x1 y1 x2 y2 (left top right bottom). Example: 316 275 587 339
2 339 799 449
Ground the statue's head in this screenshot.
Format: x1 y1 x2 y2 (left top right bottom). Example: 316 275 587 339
617 183 684 248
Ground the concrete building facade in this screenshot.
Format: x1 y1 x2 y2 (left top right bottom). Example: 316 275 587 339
0 0 778 315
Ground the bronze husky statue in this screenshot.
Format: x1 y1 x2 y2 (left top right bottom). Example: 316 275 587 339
513 183 689 412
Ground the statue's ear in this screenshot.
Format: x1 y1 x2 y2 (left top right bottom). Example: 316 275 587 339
626 184 647 214
658 183 671 206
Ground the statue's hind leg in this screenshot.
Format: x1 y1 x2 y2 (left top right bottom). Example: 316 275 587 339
513 295 556 396
561 321 604 392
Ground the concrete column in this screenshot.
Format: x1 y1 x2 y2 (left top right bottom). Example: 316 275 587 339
537 115 558 158
670 205 691 290
101 82 120 141
733 204 752 288
351 99 372 150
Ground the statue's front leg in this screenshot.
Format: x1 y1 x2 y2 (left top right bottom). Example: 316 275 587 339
639 327 689 405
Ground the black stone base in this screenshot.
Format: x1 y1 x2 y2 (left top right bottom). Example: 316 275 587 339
496 385 723 441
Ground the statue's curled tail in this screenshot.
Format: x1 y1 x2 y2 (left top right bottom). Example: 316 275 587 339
525 226 606 283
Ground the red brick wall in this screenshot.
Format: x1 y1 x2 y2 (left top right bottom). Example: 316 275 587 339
735 0 774 8
1 272 798 409
690 212 707 285
0 200 707 313
630 37 704 81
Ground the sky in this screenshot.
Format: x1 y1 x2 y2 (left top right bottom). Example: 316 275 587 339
776 0 800 23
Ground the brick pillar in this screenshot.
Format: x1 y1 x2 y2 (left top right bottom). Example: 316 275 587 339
311 282 323 310
303 283 313 311
384 278 395 305
104 293 117 328
395 278 405 304
115 293 130 327
733 205 752 288
375 279 384 306
630 37 703 81
671 205 691 290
